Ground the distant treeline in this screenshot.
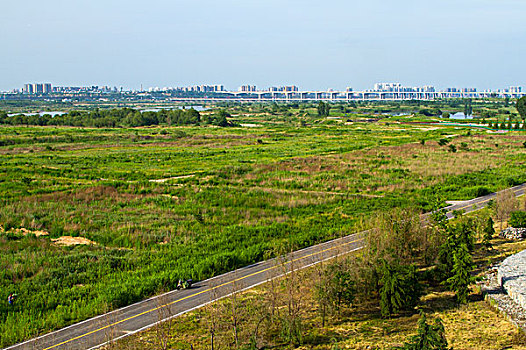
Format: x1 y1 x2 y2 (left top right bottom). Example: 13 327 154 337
0 108 202 128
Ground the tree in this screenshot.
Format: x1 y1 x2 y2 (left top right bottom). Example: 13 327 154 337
318 101 325 117
216 110 231 127
317 101 330 116
517 96 526 124
325 103 331 116
378 261 420 317
269 246 306 346
186 108 201 123
463 99 472 117
314 265 331 328
325 262 355 312
494 189 519 229
397 312 449 350
437 217 475 281
446 244 475 304
368 208 424 266
482 216 495 249
314 261 355 327
437 226 457 278
452 218 475 252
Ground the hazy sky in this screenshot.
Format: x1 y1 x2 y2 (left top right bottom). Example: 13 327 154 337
2 0 525 91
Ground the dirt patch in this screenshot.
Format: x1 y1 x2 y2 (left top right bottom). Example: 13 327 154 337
0 226 49 237
52 236 97 246
149 174 195 183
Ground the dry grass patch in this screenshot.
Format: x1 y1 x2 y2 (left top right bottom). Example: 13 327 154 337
28 185 149 205
51 236 97 246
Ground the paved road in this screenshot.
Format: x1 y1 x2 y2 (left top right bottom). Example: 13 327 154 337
5 183 526 350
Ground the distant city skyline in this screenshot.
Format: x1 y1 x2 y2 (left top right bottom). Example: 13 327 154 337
10 82 524 102
2 0 525 92
10 82 524 94
4 81 526 94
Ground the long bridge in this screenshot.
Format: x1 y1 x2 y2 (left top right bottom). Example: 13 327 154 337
174 90 526 102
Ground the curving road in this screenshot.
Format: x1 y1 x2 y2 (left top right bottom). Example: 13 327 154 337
5 183 526 350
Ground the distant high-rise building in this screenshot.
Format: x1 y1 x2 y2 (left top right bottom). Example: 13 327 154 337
422 85 435 92
373 83 434 93
281 86 298 92
239 85 256 92
24 83 52 94
32 83 43 94
374 83 402 92
23 84 33 94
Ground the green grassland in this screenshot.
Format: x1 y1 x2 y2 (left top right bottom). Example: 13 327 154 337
0 107 526 346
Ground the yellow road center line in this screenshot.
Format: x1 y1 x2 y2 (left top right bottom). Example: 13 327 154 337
454 188 523 212
43 237 363 350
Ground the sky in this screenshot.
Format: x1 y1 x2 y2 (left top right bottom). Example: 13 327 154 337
1 0 525 91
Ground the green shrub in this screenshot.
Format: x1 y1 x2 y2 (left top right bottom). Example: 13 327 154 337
470 186 491 198
396 312 448 350
509 211 526 228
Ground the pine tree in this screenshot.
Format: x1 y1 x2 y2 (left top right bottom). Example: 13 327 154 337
437 224 457 277
446 244 475 304
379 261 420 317
454 219 475 252
397 312 449 350
482 216 495 249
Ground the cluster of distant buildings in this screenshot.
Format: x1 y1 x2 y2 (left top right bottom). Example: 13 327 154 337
23 83 52 94
147 84 302 93
372 83 435 93
20 84 119 94
7 82 524 101
239 85 300 92
177 85 225 93
444 87 522 94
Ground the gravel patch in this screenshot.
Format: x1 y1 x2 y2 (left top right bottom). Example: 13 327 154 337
481 264 526 332
500 227 526 240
